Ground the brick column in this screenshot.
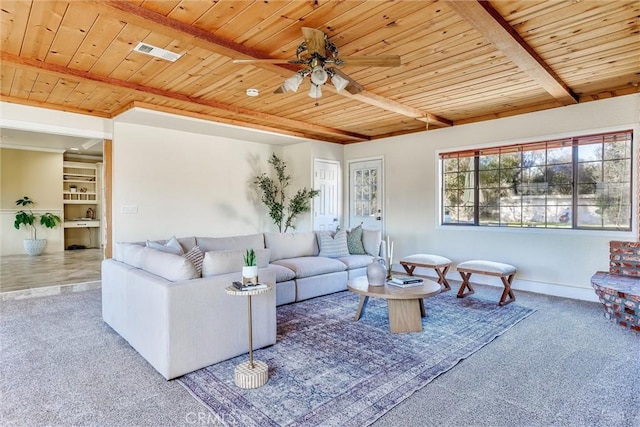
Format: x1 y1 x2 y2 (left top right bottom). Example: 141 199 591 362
609 241 640 276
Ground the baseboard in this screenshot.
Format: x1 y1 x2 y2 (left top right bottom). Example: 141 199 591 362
393 266 598 303
498 278 598 302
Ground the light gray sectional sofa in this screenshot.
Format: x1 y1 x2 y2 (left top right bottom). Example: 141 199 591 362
102 228 383 379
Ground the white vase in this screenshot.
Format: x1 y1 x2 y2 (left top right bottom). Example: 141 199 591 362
242 265 259 284
23 239 47 256
366 257 387 286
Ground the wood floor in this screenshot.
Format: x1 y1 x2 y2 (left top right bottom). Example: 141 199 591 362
0 249 103 295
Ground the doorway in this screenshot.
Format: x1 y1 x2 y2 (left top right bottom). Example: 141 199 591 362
313 159 340 231
348 158 384 231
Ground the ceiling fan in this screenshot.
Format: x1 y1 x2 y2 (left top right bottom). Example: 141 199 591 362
233 27 401 99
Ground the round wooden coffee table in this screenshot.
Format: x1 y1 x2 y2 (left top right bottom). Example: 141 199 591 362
347 276 441 333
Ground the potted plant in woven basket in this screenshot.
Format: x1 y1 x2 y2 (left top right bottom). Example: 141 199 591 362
13 196 61 256
242 249 258 284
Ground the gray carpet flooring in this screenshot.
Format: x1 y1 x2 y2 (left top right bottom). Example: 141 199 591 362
1 283 638 427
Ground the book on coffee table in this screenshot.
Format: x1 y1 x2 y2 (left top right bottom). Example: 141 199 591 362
388 276 424 287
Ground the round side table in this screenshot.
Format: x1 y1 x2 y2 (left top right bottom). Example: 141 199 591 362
225 284 272 389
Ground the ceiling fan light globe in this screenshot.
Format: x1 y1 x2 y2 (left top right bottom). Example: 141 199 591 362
331 73 349 92
310 66 328 85
308 84 322 99
283 73 303 92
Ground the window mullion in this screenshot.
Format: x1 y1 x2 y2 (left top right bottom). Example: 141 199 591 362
571 137 578 229
474 155 480 225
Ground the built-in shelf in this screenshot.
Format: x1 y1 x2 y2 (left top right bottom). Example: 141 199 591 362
63 161 101 249
64 220 100 228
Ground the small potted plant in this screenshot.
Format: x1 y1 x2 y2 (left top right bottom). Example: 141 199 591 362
14 196 62 256
242 249 258 284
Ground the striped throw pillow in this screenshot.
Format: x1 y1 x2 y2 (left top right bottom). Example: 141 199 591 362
183 245 204 276
317 229 350 258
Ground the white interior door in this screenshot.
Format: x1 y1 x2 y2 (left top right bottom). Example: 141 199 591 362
349 158 383 231
313 159 340 231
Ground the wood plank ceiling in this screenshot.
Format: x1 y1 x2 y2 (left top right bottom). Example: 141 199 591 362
1 0 639 144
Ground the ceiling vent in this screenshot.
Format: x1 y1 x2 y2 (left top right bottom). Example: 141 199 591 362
133 42 182 62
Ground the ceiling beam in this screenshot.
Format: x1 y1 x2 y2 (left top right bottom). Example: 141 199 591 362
1 52 370 142
90 1 300 74
343 90 453 127
91 0 451 127
443 0 578 106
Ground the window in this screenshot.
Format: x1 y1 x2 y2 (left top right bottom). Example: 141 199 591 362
353 167 379 217
441 130 633 231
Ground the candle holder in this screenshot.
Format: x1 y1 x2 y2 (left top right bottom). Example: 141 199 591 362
385 236 394 282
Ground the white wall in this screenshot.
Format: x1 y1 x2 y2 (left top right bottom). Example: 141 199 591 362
281 142 312 232
111 123 344 241
344 94 640 301
281 140 345 231
112 122 292 242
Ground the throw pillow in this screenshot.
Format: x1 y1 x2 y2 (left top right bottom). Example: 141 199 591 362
182 245 204 276
346 224 366 255
264 232 318 262
141 247 199 282
362 228 382 256
201 248 271 277
317 229 350 258
120 243 145 268
146 236 184 255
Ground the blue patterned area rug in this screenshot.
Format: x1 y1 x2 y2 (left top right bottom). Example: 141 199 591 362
178 289 535 426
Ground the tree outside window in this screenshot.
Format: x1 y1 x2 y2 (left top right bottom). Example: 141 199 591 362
440 130 633 231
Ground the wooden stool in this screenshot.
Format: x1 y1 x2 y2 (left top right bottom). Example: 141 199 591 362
456 260 517 306
400 254 452 292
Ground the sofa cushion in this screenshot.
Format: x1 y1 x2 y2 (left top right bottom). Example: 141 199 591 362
114 242 127 262
346 225 366 255
338 254 374 270
264 232 318 262
118 243 145 268
272 256 346 279
140 247 199 282
317 229 350 258
196 234 264 252
362 228 382 257
201 248 270 277
146 236 184 255
183 245 204 276
176 236 197 253
263 264 296 283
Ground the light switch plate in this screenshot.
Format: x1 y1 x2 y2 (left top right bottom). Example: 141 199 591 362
120 205 138 214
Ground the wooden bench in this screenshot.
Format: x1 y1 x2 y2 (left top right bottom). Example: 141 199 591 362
400 254 452 292
456 260 517 306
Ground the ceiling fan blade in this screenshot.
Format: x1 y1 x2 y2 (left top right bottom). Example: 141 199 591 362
339 55 401 67
301 27 326 57
233 58 302 64
332 68 364 95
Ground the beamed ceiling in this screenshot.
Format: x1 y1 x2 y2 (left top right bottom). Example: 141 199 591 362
1 0 639 144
